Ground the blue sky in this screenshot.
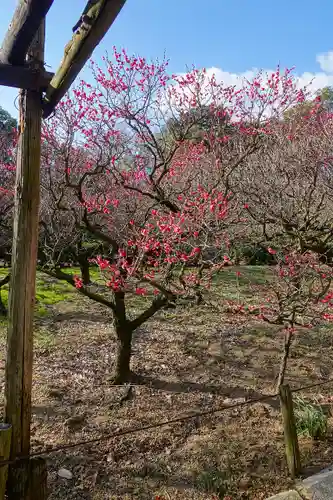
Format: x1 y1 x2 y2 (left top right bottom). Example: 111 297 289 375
1 0 333 117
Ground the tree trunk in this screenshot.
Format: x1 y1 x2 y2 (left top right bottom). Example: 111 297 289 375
109 288 169 384
77 239 90 285
276 328 293 390
195 291 203 305
113 324 133 384
194 264 204 305
0 291 6 316
79 259 90 285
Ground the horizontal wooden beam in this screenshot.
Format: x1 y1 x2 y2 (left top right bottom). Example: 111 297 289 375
0 63 53 91
0 0 54 66
43 0 126 118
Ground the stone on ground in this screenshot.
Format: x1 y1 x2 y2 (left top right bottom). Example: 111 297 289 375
266 490 302 500
298 468 333 500
266 466 333 499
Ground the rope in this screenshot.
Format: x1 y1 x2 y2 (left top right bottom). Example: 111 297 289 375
1 376 333 468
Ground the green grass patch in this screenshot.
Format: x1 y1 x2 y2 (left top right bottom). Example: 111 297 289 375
211 265 271 304
294 396 328 439
0 289 8 310
0 269 79 319
215 265 270 286
0 264 273 319
60 266 102 283
36 287 73 305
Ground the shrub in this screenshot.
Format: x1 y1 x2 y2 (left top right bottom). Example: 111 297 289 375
195 467 228 498
294 396 328 439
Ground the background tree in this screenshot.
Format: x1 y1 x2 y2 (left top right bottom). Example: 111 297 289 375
318 86 333 112
0 106 17 133
232 96 333 263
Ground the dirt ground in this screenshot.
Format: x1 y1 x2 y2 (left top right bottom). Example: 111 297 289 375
1 267 333 499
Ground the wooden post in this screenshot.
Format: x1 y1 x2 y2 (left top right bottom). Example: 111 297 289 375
279 384 301 478
4 20 45 500
6 461 29 500
0 63 53 91
0 0 54 65
7 457 48 500
0 423 12 499
43 0 126 117
28 458 48 500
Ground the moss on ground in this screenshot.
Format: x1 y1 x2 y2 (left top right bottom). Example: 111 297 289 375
0 269 76 319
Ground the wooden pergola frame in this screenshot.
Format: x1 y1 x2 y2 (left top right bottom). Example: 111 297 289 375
0 1 126 498
0 0 125 114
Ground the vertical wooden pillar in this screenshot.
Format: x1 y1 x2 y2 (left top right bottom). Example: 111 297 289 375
28 458 48 500
4 20 45 499
0 423 12 499
279 384 301 478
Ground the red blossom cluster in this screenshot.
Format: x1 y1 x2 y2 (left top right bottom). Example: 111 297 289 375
79 184 231 296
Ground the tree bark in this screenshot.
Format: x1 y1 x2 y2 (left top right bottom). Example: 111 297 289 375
113 324 133 384
79 259 90 286
77 239 90 285
276 328 293 390
110 290 133 384
195 290 203 305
